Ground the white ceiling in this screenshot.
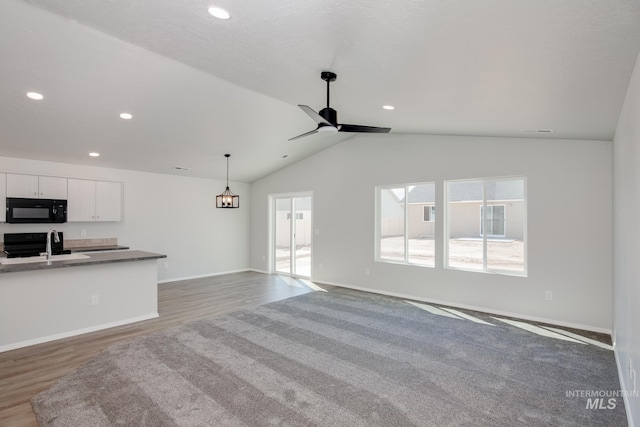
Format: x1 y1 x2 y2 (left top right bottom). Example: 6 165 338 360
1 0 639 182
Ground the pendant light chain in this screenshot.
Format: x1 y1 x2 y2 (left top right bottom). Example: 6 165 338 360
225 154 230 188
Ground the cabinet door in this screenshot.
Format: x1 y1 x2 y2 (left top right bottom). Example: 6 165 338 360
38 176 68 199
67 179 96 221
6 174 39 198
95 181 122 221
0 173 6 222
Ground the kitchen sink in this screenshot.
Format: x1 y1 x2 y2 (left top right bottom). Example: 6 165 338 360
0 253 90 265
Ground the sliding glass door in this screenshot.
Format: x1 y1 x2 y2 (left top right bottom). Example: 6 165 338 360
272 194 312 278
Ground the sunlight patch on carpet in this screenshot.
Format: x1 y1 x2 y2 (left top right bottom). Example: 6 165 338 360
440 307 494 326
542 326 613 351
405 301 462 319
493 317 586 344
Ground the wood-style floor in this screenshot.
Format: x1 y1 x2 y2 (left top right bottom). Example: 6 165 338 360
0 271 317 427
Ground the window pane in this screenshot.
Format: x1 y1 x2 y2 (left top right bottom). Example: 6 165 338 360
486 179 525 272
293 196 312 277
379 187 405 261
275 198 291 273
408 183 435 266
446 180 483 270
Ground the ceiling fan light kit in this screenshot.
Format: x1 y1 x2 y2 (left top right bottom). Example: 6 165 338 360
216 154 239 208
289 71 391 141
317 125 338 134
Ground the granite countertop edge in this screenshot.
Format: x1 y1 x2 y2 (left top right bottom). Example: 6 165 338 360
0 250 167 274
69 245 130 252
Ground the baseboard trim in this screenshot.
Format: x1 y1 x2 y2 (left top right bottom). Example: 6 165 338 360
0 313 159 353
614 348 636 427
316 280 612 335
158 269 250 284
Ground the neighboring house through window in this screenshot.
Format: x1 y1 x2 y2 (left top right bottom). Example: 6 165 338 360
445 177 526 275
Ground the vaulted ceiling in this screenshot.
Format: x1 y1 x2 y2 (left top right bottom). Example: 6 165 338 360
1 0 639 182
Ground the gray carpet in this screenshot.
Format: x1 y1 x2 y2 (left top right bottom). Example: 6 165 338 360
32 288 626 426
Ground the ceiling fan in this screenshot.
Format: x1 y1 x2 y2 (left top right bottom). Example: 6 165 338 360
289 71 391 141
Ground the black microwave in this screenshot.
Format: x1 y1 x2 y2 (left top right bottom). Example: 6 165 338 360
6 198 67 224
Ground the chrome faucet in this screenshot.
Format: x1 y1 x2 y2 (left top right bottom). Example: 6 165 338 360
45 229 59 260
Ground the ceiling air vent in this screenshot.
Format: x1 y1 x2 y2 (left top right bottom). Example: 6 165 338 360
173 166 190 171
521 129 553 134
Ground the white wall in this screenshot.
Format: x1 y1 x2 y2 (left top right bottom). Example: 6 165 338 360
613 50 640 426
0 156 250 281
250 133 613 332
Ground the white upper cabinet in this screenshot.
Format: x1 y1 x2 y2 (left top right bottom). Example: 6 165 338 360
6 174 67 199
67 178 122 222
95 181 123 221
38 176 68 199
67 179 96 222
6 174 38 198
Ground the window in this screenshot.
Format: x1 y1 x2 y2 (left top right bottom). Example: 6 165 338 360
423 205 435 222
445 177 526 275
376 182 435 267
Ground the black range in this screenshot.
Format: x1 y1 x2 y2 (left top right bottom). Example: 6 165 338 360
3 232 70 258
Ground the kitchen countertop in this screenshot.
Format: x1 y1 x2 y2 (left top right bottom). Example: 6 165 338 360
69 245 130 252
0 250 166 274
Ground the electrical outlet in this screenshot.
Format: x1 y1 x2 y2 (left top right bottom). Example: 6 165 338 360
80 229 87 237
319 263 323 270
163 261 169 269
262 255 266 262
365 268 370 275
545 291 553 301
91 294 99 305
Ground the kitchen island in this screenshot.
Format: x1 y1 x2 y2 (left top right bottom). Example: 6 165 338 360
0 250 166 352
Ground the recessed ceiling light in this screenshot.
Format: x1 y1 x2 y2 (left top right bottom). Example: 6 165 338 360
119 112 133 120
26 92 44 101
382 105 395 110
208 6 231 19
89 152 100 157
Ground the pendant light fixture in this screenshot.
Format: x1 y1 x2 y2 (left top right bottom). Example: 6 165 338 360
216 154 239 208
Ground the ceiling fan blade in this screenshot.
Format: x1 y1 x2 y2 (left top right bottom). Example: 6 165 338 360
288 128 319 141
298 105 332 126
338 124 391 133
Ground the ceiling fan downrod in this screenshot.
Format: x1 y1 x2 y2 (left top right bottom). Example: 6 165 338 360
321 71 337 109
320 71 337 125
